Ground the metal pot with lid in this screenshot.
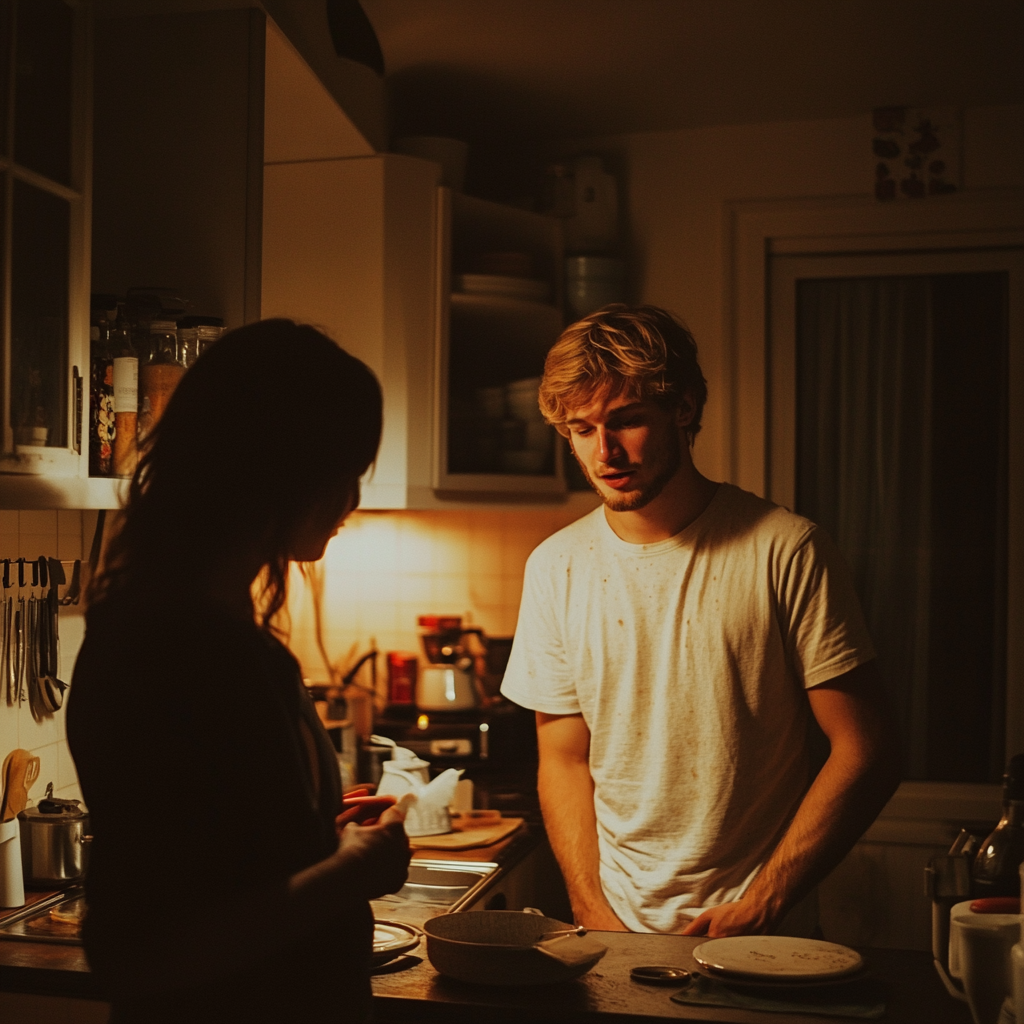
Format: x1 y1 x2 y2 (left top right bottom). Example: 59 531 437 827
18 783 91 888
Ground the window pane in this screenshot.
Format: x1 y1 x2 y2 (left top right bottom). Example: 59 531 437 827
795 272 1008 783
11 178 69 448
14 0 73 185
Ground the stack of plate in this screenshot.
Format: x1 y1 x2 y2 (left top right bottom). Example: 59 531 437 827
455 273 550 303
691 936 865 988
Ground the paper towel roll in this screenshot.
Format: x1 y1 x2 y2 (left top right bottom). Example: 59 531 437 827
0 817 25 908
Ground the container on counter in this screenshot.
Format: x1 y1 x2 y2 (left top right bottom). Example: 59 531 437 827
973 753 1024 898
138 319 186 443
18 788 91 889
386 652 418 706
110 304 139 478
177 315 224 368
88 295 119 477
565 256 626 321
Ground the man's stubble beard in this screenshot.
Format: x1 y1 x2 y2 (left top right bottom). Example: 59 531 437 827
572 427 683 513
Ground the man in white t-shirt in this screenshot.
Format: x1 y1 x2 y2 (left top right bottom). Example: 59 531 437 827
501 305 901 937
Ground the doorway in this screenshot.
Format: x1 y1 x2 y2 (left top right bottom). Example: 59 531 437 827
769 248 1023 784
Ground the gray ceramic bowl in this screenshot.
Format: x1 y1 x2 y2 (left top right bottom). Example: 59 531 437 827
423 910 605 986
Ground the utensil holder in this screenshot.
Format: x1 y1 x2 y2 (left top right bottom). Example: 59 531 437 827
0 818 25 907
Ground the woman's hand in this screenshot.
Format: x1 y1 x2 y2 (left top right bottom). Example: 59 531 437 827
335 794 397 831
336 803 411 900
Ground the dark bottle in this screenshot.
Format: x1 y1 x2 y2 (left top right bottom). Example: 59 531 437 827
972 753 1024 897
88 296 118 476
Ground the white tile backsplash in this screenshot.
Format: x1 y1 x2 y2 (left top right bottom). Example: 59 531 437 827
285 505 591 685
0 510 88 806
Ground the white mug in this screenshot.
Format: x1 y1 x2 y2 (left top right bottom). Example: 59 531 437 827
949 901 1019 1024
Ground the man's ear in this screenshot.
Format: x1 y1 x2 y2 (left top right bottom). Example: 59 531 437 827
675 392 696 430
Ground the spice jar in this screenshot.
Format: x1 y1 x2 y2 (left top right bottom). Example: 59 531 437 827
177 315 224 368
138 319 185 442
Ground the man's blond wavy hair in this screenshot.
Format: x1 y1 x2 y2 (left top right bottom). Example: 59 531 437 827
539 305 708 442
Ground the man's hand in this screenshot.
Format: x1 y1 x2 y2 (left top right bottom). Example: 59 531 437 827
681 900 772 937
706 660 900 935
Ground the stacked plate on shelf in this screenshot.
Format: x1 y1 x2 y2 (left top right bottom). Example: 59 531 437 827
456 273 550 302
455 251 550 303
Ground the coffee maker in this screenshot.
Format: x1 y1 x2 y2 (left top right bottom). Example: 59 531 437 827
416 616 480 711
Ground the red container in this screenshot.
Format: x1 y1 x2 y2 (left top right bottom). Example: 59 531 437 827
386 652 418 705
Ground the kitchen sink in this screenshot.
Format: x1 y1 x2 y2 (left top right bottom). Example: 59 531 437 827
381 859 497 908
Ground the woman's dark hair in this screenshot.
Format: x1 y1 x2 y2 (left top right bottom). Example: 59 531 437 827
89 319 382 629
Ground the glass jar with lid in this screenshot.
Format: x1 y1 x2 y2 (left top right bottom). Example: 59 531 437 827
138 319 185 442
177 315 224 368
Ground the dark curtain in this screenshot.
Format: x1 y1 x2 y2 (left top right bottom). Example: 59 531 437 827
795 272 1008 783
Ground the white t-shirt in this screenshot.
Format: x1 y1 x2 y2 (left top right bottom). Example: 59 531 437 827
501 483 875 933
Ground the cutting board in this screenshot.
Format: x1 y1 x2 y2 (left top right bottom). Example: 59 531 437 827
408 815 523 850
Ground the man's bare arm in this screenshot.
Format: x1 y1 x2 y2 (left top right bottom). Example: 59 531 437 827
536 711 628 930
683 659 902 936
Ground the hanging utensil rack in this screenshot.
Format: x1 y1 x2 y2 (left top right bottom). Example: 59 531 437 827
1 559 82 720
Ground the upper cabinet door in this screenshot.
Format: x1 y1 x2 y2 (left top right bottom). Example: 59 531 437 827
0 0 91 494
262 155 569 509
435 189 566 498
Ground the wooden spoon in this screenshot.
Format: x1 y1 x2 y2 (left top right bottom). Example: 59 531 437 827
0 749 40 822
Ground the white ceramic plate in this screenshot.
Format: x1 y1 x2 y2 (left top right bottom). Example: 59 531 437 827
456 273 550 302
692 936 864 982
372 920 422 967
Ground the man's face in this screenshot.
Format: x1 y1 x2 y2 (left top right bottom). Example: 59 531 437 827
564 389 688 512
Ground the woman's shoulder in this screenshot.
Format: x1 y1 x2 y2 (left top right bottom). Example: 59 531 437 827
76 592 289 702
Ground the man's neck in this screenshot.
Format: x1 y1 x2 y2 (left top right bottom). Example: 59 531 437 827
604 461 719 545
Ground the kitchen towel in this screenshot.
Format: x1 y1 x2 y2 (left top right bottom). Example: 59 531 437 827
670 972 885 1019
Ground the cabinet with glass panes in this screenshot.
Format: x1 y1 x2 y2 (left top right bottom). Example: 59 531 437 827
0 0 103 507
434 188 567 497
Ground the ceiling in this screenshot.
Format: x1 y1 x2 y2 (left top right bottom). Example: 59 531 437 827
362 0 1024 145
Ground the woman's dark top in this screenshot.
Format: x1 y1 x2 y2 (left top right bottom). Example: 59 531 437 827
66 592 372 1024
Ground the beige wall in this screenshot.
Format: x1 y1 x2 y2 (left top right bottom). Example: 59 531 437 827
285 504 593 687
555 103 1024 483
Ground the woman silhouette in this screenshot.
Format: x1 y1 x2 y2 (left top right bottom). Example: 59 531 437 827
68 320 409 1023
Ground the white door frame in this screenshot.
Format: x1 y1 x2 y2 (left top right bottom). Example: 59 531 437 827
724 189 1024 494
724 189 1024 818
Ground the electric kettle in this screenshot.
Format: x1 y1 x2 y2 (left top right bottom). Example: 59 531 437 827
418 664 476 711
415 615 480 711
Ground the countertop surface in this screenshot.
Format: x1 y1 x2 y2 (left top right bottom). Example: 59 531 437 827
370 931 973 1024
0 821 974 1023
0 819 538 998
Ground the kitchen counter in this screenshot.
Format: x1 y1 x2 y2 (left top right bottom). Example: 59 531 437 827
0 819 541 1004
370 932 973 1024
0 823 975 1024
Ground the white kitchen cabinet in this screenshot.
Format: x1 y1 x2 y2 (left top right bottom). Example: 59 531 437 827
262 153 440 509
0 0 96 509
262 154 569 509
2 4 270 510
